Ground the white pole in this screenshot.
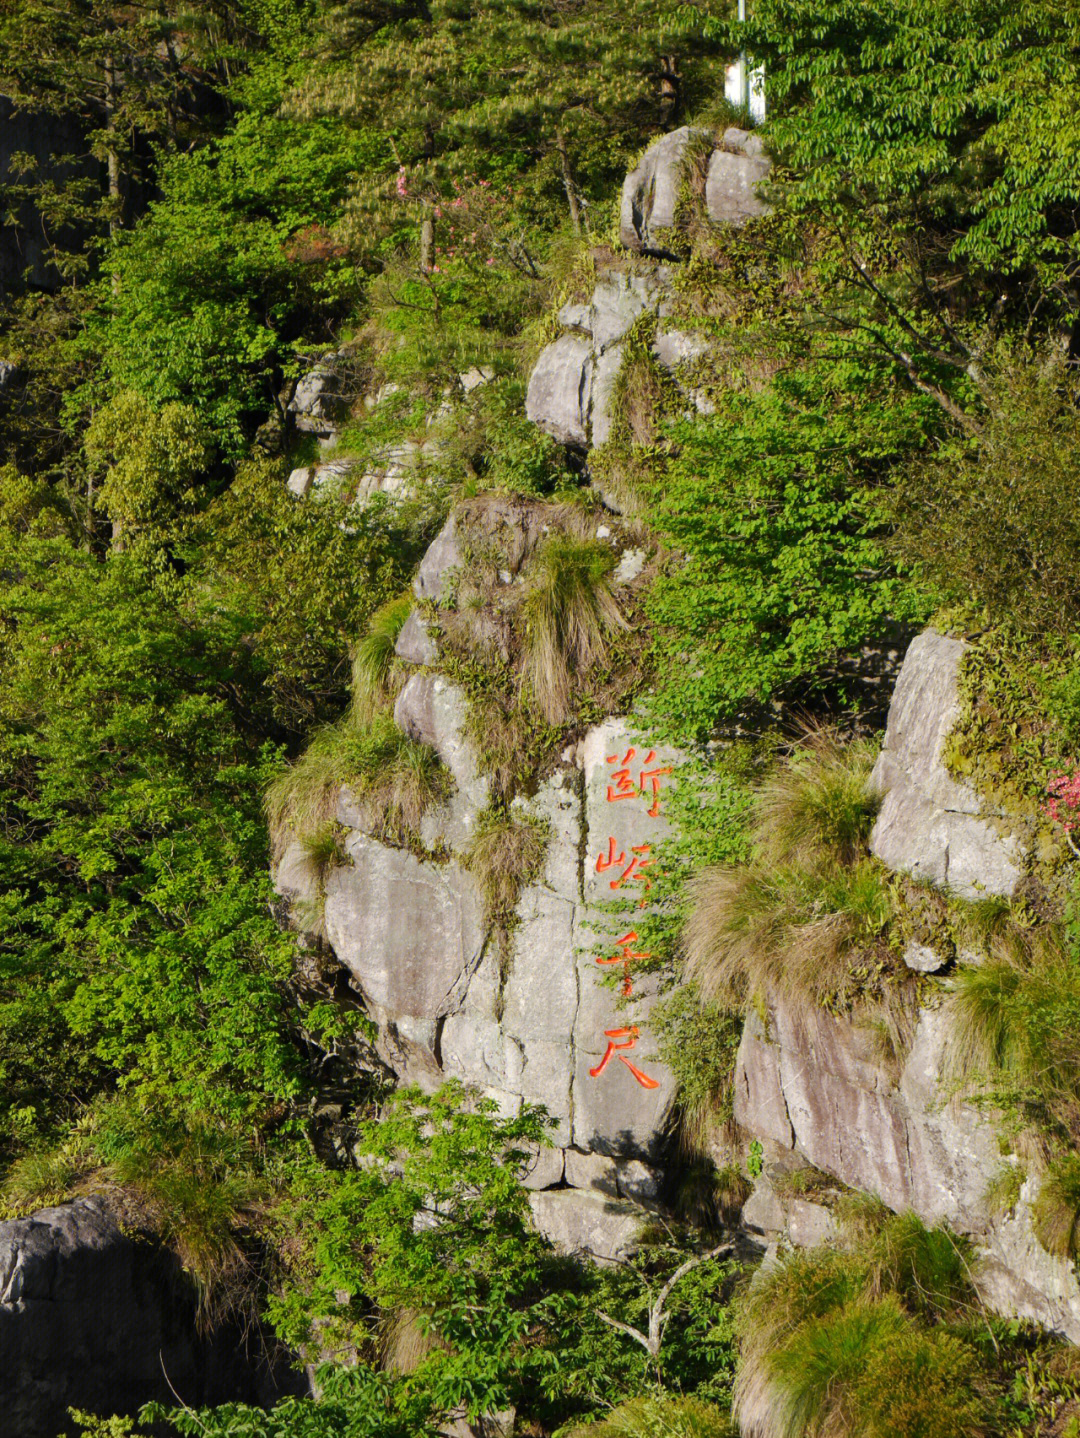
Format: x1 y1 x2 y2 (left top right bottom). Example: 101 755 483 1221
738 0 750 113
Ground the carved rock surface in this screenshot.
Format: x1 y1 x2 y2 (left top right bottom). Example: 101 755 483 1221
870 630 1024 897
0 1197 301 1437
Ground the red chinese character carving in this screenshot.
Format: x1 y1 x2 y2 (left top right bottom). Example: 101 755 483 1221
595 836 626 873
639 749 674 818
609 843 653 894
606 747 638 802
596 930 651 995
589 1027 660 1089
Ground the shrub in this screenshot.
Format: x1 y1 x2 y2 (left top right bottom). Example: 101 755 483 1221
892 351 1080 639
520 534 627 723
754 728 881 869
852 1323 989 1438
861 1210 975 1322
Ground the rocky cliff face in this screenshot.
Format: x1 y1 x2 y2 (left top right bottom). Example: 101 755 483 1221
735 630 1080 1342
0 1197 302 1437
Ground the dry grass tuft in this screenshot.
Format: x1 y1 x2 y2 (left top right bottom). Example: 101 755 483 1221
378 1307 449 1375
520 534 627 723
1032 1152 1080 1260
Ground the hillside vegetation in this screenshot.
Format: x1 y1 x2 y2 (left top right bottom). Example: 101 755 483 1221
4 2 1080 1435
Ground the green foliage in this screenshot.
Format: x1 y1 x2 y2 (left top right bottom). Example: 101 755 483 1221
642 357 935 744
893 353 1080 639
351 594 415 714
1032 1153 1080 1262
651 985 742 1157
568 1394 735 1438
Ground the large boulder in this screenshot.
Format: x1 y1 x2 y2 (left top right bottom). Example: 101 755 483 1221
870 630 1024 898
0 1197 301 1437
705 128 772 227
525 334 593 448
620 127 702 255
734 994 1080 1341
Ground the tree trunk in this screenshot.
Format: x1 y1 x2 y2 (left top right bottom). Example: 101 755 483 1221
420 206 435 272
555 128 582 237
104 55 122 238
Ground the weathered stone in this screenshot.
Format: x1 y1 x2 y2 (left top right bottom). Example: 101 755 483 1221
414 515 462 603
903 941 948 974
870 631 1025 898
286 466 313 497
460 365 495 394
590 272 657 352
565 1149 620 1195
393 672 489 814
616 1158 663 1203
324 833 486 1026
272 838 320 911
289 356 348 434
705 131 772 228
528 1189 644 1262
519 1145 566 1191
733 1009 795 1150
395 610 438 665
557 301 593 333
652 328 711 371
525 334 593 447
788 1199 839 1250
976 1175 1080 1343
0 358 17 389
0 1197 301 1437
613 547 646 586
513 768 583 901
741 1177 785 1237
590 342 624 447
620 127 704 254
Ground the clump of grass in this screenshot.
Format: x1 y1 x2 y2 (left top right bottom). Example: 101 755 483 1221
464 807 549 983
1 1134 93 1215
734 1222 987 1438
267 710 449 855
351 593 414 715
520 534 627 723
568 1394 735 1438
377 1307 449 1375
652 984 743 1158
683 730 897 1018
945 926 1080 1141
1032 1153 1080 1260
754 728 881 868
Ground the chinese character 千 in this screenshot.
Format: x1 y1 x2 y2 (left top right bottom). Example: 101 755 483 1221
596 929 651 996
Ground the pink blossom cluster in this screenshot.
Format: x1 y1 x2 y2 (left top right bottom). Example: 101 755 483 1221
396 167 409 198
1045 769 1080 833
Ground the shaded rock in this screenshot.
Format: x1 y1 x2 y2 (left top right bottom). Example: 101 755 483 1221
324 833 486 1027
620 127 702 255
0 358 17 389
616 1158 663 1203
652 328 711 371
565 1149 620 1196
520 1145 566 1191
528 1189 644 1262
414 514 462 603
705 128 772 227
525 334 593 447
870 630 1025 897
272 838 319 912
742 1177 785 1237
395 610 438 666
289 355 348 434
0 1197 301 1438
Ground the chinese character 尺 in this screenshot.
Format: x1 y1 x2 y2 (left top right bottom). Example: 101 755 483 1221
589 1027 660 1089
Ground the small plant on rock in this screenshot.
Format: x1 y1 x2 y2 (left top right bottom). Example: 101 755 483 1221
1032 1152 1080 1261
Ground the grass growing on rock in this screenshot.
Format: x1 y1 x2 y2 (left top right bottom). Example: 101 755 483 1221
464 806 550 976
520 532 628 724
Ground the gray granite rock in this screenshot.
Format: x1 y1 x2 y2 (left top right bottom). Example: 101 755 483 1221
0 1197 300 1437
394 673 489 815
620 127 703 254
324 833 486 1026
870 630 1025 898
590 342 625 447
903 941 948 974
528 1188 644 1262
565 1149 620 1196
705 128 772 227
525 334 593 447
590 272 657 352
414 515 462 603
395 610 438 665
652 328 711 371
289 356 348 434
519 1145 566 1191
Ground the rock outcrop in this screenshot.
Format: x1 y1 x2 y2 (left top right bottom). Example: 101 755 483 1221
735 629 1079 1342
870 629 1024 898
0 1197 302 1437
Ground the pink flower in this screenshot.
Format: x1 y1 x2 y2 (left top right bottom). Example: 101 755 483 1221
396 167 408 198
1045 770 1080 834
486 256 494 265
